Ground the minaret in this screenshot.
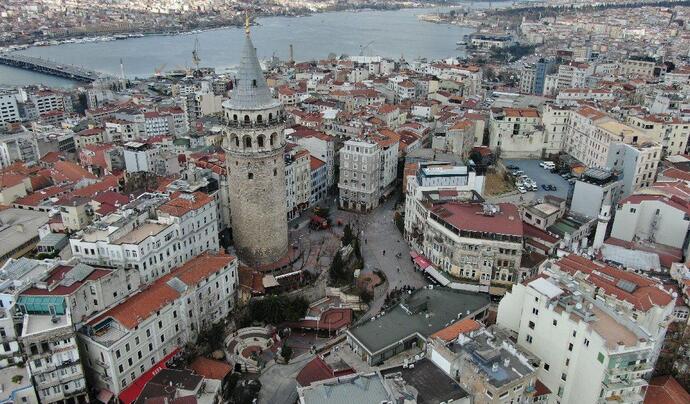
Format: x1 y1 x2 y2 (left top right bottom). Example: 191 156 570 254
223 16 288 266
593 196 612 250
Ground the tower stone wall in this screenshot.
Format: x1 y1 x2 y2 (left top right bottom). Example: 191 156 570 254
222 30 288 266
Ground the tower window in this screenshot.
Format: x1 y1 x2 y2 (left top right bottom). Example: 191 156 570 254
233 114 238 122
248 173 253 180
270 133 276 146
243 136 252 148
274 168 277 176
258 135 265 148
269 113 273 121
257 114 263 123
244 115 250 124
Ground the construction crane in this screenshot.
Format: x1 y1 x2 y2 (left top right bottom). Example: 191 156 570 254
359 41 374 57
192 37 201 69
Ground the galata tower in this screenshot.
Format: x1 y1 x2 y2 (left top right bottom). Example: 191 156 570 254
223 21 288 266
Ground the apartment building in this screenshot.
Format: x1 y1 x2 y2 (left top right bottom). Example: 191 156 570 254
556 62 591 90
408 199 523 295
288 126 336 187
105 118 145 143
626 114 690 157
549 255 675 365
284 146 311 220
619 57 662 80
489 108 545 159
29 90 71 115
310 157 327 206
563 106 611 167
610 187 690 256
19 305 88 404
428 325 548 404
541 104 569 155
338 139 381 212
0 92 20 123
606 141 661 197
498 273 656 404
143 108 188 137
17 263 140 323
372 129 400 192
70 192 219 284
78 253 237 398
570 168 624 219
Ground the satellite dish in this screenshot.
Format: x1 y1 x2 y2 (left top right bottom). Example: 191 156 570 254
575 303 583 310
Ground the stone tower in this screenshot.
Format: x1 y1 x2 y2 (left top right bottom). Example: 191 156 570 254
223 25 288 266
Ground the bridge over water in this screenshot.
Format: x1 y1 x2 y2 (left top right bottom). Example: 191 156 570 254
0 53 109 82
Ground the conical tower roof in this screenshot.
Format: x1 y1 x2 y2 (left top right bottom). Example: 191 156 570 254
227 31 276 110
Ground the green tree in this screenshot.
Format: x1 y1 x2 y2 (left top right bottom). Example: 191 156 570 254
342 224 355 246
281 346 293 363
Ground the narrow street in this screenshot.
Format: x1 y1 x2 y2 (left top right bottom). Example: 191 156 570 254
332 193 428 321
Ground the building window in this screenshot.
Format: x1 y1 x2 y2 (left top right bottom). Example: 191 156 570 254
597 353 605 364
568 343 573 351
526 335 533 343
532 308 539 315
552 319 558 326
544 363 550 371
528 321 535 330
248 173 254 180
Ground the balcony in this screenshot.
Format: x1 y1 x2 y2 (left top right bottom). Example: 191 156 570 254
224 118 282 128
607 363 653 376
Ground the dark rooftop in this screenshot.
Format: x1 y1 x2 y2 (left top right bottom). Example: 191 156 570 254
381 358 469 404
347 287 490 355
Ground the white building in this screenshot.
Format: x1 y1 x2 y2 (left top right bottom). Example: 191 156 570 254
338 139 381 212
70 192 219 284
20 306 88 404
123 141 160 173
0 92 20 123
611 187 690 254
497 261 659 404
78 252 238 398
288 127 336 187
284 146 311 220
606 142 661 197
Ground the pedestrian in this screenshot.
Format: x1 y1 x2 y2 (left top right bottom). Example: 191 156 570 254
397 267 400 272
365 238 367 244
382 250 386 256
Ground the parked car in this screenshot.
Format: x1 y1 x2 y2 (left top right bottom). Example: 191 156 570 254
506 165 519 170
517 186 527 194
541 184 549 191
549 185 558 191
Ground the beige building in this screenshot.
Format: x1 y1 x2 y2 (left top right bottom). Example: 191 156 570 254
626 114 690 157
489 108 545 159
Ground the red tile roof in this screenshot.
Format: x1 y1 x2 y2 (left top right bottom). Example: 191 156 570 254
189 357 231 380
296 356 355 387
645 376 690 404
431 318 481 342
555 254 673 311
90 252 235 329
0 173 26 189
310 156 325 171
431 202 523 237
72 176 121 198
22 265 111 296
158 192 214 217
53 161 97 182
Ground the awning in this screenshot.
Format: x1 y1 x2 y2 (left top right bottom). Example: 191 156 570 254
425 266 450 286
96 389 114 403
413 255 432 269
409 251 419 259
118 347 181 404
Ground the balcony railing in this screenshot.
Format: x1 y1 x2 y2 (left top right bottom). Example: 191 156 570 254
224 118 282 128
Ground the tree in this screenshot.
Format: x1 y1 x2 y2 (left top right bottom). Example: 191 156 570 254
281 346 293 363
329 251 346 283
342 224 355 246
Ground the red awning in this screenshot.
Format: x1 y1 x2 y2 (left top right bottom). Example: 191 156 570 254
409 251 419 259
413 255 432 269
118 347 181 404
